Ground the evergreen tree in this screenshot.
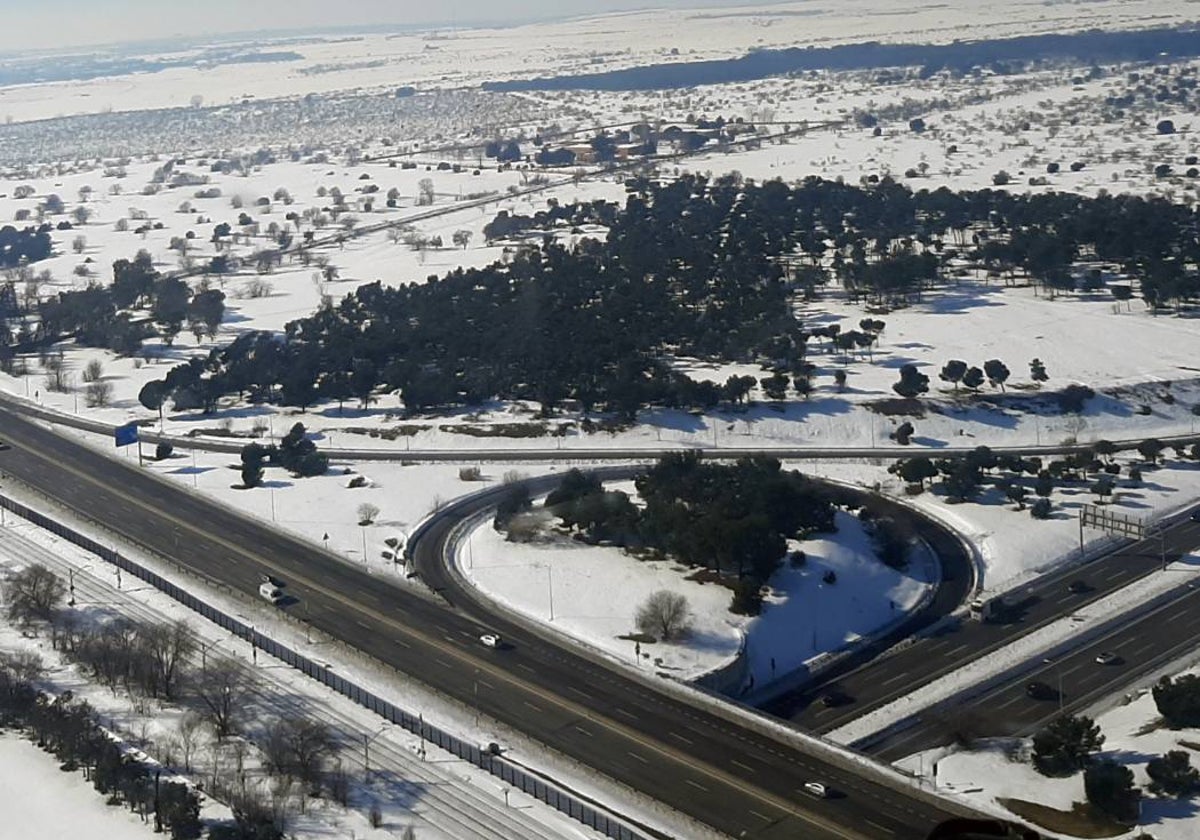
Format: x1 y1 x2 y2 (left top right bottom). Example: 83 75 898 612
1032 715 1105 777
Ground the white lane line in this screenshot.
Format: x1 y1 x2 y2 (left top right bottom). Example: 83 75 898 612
669 731 694 745
628 751 649 764
731 758 757 774
685 778 709 792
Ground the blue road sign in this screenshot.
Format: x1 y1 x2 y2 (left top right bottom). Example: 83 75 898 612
114 423 139 447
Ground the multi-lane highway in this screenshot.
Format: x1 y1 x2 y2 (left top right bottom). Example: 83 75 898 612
0 402 974 838
777 515 1200 737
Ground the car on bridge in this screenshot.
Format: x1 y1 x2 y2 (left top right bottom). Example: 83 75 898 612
480 633 502 649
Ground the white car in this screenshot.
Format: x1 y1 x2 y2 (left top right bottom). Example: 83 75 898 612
479 633 501 649
803 781 828 798
1095 651 1120 665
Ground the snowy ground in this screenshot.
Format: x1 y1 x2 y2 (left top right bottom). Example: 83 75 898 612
0 733 160 840
462 505 936 685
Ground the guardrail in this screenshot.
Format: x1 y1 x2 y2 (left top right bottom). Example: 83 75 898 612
0 493 649 840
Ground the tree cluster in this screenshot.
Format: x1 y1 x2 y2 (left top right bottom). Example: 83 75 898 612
0 652 202 839
239 423 329 487
40 251 224 355
539 455 838 615
90 174 1200 424
0 224 54 268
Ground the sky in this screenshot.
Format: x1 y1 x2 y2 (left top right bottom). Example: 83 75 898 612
0 0 767 53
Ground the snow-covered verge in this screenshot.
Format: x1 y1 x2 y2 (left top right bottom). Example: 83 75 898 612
898 658 1200 840
461 506 935 688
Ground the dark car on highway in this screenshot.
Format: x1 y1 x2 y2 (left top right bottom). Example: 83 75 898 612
1025 680 1057 701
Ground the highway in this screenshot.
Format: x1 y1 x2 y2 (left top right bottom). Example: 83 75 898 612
777 516 1200 736
867 546 1200 761
0 401 974 838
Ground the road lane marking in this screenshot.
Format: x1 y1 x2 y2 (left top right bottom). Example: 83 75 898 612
669 731 693 745
731 758 757 774
685 779 709 792
750 809 774 822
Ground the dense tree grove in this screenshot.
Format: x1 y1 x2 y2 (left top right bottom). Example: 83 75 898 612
0 224 54 268
56 174 1200 419
39 250 224 356
539 455 839 614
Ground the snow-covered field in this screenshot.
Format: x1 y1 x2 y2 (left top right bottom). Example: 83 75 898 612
3 2 1200 837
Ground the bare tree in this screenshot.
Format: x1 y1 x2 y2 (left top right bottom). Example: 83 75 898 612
417 178 435 206
81 359 103 383
357 503 380 525
142 620 195 699
3 563 66 624
176 712 204 772
72 235 87 254
635 590 692 641
85 380 113 407
261 717 295 779
193 657 251 739
286 717 336 793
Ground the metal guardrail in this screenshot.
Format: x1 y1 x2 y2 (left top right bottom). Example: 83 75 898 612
0 493 647 840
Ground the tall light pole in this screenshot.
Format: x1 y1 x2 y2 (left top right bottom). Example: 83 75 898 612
363 723 390 776
542 565 555 622
199 638 221 670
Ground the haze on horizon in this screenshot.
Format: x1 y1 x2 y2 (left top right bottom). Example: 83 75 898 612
0 0 769 53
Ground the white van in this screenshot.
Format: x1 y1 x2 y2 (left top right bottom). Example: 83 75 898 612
258 582 284 604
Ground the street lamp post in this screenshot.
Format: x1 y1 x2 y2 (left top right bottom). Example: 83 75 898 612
363 723 390 776
199 638 221 670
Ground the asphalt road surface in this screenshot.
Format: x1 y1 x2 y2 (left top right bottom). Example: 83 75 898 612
0 403 972 838
774 514 1200 736
868 561 1200 761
